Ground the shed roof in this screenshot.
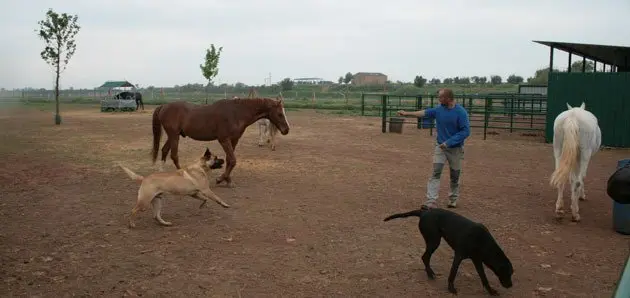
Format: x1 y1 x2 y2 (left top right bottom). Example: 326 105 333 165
533 40 630 69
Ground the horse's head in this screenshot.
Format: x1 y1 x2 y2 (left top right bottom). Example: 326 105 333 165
265 97 290 135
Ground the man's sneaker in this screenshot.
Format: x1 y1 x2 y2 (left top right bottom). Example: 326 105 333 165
447 201 457 208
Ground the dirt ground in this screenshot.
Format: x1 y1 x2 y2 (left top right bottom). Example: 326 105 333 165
1 104 629 297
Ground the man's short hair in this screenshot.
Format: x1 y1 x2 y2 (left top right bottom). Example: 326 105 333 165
439 88 454 100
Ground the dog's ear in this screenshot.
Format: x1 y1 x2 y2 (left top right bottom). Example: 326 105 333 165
203 147 212 159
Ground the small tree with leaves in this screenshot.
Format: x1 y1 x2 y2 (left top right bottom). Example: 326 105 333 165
200 44 223 103
343 72 353 84
280 78 294 91
490 75 502 84
413 75 427 88
36 8 80 125
506 74 524 84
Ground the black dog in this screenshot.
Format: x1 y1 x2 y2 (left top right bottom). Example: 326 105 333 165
384 206 513 296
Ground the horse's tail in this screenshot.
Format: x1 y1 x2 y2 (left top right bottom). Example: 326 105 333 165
383 207 430 222
151 105 163 164
550 115 580 188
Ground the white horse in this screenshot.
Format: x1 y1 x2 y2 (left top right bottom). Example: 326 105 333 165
257 118 279 150
549 102 601 222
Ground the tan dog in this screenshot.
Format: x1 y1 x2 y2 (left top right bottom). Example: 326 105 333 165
119 148 230 228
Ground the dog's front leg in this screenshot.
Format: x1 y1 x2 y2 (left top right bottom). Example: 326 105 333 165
472 259 499 296
190 193 208 209
200 189 230 208
447 253 464 294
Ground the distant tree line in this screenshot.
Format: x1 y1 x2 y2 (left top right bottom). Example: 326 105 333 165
142 60 595 93
408 60 595 88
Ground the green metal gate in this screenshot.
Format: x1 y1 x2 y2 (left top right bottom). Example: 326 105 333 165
546 72 630 148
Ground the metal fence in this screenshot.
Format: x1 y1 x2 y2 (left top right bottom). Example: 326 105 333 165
370 93 548 140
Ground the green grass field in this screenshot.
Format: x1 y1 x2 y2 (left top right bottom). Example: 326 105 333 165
7 83 525 115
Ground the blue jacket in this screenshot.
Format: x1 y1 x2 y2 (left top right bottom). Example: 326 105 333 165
424 104 471 148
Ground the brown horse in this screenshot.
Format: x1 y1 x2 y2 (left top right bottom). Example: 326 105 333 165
151 97 290 187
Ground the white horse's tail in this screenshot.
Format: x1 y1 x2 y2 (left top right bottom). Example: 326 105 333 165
550 116 580 188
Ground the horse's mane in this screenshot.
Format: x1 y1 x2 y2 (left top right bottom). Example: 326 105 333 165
227 97 278 106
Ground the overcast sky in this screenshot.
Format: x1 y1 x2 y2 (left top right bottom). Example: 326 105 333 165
1 0 629 89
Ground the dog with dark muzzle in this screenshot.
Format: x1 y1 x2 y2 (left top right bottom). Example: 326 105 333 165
119 148 230 228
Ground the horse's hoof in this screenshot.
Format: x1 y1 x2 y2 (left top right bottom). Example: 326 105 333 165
571 215 581 222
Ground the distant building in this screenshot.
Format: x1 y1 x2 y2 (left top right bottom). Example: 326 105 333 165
518 84 547 95
293 77 324 85
352 72 387 86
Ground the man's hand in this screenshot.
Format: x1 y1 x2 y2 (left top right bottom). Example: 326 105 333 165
439 142 448 150
396 110 406 116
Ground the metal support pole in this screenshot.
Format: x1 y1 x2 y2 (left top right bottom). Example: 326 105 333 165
549 47 554 74
582 56 586 72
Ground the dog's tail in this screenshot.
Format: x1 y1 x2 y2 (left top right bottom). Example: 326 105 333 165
118 164 144 183
151 105 163 164
383 206 430 222
550 115 580 189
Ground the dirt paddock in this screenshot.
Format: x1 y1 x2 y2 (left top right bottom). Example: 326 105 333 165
1 104 629 297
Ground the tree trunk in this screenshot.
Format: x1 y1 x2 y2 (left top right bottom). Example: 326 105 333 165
54 55 61 125
205 83 209 104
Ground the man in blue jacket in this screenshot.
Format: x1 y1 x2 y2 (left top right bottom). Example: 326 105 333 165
397 88 470 208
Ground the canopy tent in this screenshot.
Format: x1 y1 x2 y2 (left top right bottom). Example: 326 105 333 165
97 80 137 89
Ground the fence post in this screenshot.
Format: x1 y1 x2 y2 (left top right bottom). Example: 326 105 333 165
381 94 388 133
509 94 514 133
530 97 535 128
416 95 422 129
429 94 434 136
361 93 365 116
484 96 489 140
